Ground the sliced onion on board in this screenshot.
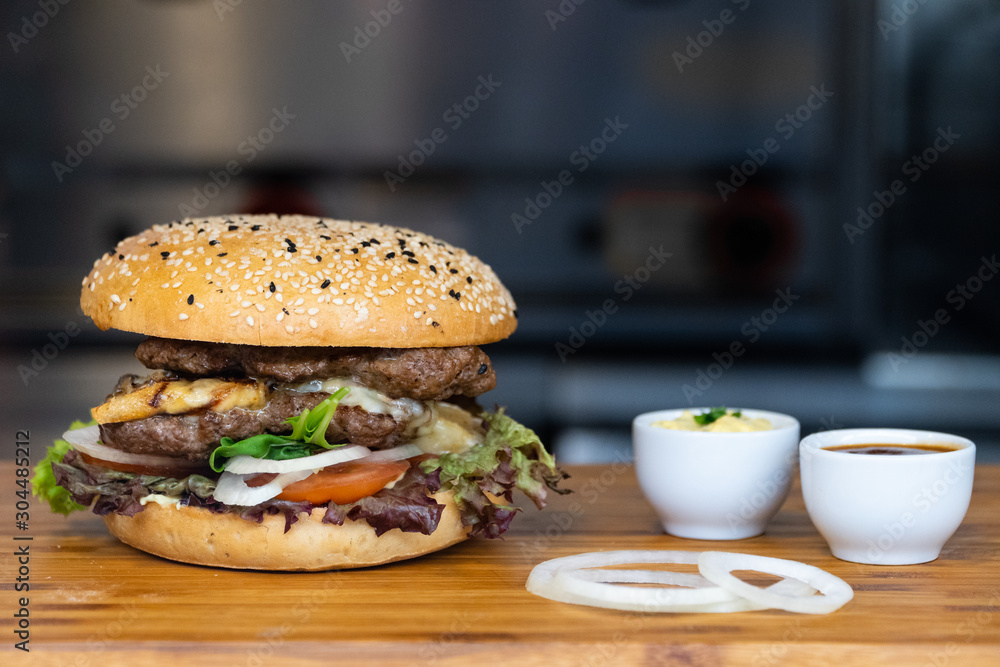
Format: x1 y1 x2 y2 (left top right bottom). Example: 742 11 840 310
223 445 372 474
697 551 854 615
211 469 314 506
526 549 844 615
62 425 206 474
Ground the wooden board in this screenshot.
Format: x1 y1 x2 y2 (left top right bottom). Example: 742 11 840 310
4 462 1000 666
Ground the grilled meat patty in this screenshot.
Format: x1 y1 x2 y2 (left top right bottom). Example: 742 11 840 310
135 337 496 400
98 389 416 461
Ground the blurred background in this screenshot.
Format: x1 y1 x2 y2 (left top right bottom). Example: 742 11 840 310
1 0 998 462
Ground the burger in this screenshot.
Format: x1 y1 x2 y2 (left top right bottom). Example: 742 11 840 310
33 214 566 570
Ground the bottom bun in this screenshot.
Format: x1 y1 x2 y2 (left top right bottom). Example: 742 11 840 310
103 491 469 571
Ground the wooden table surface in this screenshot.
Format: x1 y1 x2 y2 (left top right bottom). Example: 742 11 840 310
4 461 1000 666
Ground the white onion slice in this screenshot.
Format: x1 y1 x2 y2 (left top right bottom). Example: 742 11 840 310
697 551 854 615
527 551 744 612
556 568 817 613
211 469 314 506
364 444 423 463
62 425 205 473
526 550 831 614
223 444 371 474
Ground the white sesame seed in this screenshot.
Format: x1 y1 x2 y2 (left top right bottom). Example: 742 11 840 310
255 303 265 312
178 313 189 320
246 316 254 326
307 307 319 315
309 318 318 328
110 294 121 304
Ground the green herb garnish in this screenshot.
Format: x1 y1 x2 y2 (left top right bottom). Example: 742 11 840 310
693 407 740 426
208 387 351 472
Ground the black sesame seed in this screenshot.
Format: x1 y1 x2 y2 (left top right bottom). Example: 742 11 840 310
228 225 238 231
419 241 428 247
197 228 205 233
351 248 359 254
187 294 194 305
209 240 219 246
386 252 396 259
320 279 331 289
118 254 124 260
251 224 261 231
407 258 418 264
449 268 458 274
477 363 488 375
402 250 415 257
149 241 159 247
361 241 371 248
429 265 437 274
398 239 406 248
316 221 328 228
269 282 276 293
466 276 472 284
370 238 380 245
320 235 331 240
316 255 322 261
432 321 440 327
282 307 289 315
448 289 461 300
217 252 228 257
284 238 294 246
160 251 170 259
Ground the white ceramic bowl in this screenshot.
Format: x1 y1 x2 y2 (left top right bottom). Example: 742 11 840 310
632 408 800 540
800 428 976 565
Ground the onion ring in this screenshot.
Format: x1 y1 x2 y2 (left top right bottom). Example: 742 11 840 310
697 551 853 615
526 550 817 614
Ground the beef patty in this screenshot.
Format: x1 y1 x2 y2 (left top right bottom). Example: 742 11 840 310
135 337 495 401
99 388 420 461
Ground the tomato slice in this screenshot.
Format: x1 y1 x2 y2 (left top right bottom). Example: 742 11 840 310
276 459 409 504
77 451 209 478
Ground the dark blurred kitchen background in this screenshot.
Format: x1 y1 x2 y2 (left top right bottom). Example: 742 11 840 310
2 0 998 462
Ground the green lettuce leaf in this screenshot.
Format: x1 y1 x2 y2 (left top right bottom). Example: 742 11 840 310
32 420 93 515
420 408 568 537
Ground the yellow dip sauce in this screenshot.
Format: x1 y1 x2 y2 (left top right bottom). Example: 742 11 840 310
652 410 772 433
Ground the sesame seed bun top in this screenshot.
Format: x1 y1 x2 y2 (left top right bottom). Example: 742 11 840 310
81 215 518 347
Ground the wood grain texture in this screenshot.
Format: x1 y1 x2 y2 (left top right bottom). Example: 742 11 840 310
4 463 1000 666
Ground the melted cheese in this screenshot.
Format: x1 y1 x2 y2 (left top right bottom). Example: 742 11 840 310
409 402 485 455
287 378 425 422
92 378 267 424
139 493 181 508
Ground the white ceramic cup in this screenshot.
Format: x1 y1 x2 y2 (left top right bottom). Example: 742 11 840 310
800 428 976 565
632 408 800 540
